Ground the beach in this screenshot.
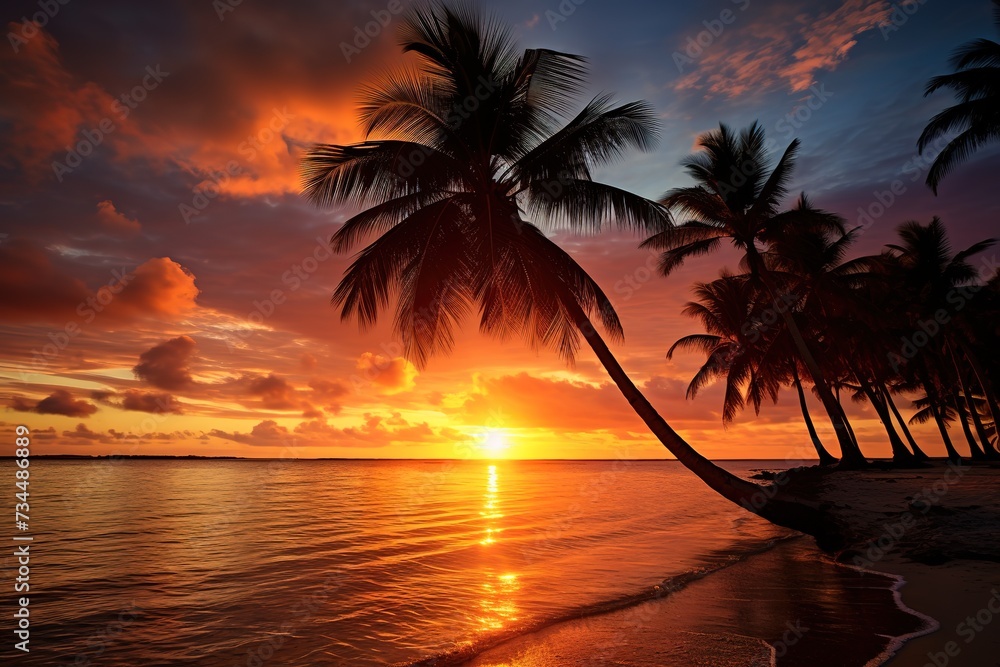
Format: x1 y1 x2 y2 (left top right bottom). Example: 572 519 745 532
457 462 1000 667
815 462 1000 666
461 537 924 667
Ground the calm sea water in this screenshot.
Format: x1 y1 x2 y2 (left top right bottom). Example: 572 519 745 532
1 459 802 666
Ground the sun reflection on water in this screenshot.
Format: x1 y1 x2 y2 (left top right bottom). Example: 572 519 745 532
474 464 520 632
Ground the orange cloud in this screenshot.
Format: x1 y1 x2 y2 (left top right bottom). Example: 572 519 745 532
108 258 200 320
674 0 894 97
95 200 141 235
0 242 198 327
356 352 418 394
0 23 111 178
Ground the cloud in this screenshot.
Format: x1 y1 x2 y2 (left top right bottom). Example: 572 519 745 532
308 378 349 413
356 353 418 394
210 419 292 446
673 0 894 97
0 242 197 326
121 390 184 414
0 239 91 323
133 335 197 390
62 422 103 441
109 258 200 320
95 200 141 234
210 412 440 448
11 389 98 417
245 373 299 410
0 23 112 178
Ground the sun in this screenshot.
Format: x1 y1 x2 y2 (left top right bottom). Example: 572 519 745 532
479 429 510 458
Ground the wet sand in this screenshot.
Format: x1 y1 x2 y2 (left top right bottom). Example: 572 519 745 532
811 462 1000 666
460 538 924 667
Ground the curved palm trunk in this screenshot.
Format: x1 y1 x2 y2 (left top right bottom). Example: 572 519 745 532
880 384 930 461
934 353 986 460
950 347 999 459
966 391 1000 459
959 341 1000 426
859 379 915 464
567 302 843 548
791 366 837 465
919 365 963 461
745 248 867 468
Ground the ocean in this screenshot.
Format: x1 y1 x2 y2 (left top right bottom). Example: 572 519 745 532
0 459 922 666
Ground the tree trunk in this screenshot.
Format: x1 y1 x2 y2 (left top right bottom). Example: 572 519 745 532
919 364 963 461
959 341 1000 426
880 384 929 461
859 378 915 464
568 301 843 549
745 247 867 468
791 366 838 465
934 353 986 460
950 346 999 459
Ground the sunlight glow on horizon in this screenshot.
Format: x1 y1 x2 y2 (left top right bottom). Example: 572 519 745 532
478 428 511 458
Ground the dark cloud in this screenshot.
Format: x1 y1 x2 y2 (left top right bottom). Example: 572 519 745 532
133 335 197 389
12 389 98 417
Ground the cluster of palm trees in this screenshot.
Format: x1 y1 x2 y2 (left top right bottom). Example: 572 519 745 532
299 3 999 541
664 144 999 465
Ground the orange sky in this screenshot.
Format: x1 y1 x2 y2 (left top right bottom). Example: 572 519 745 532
2 1 996 460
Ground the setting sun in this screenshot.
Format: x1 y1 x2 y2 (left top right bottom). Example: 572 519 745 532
479 429 510 457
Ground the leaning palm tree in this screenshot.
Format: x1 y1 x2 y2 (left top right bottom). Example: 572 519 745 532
301 4 837 542
643 125 868 467
919 0 1000 193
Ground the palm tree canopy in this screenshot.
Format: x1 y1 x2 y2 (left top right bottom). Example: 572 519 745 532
301 3 668 367
642 122 844 276
919 0 1000 193
668 273 788 423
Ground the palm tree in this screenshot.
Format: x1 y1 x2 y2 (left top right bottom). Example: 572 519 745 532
880 218 996 459
668 273 838 464
643 126 868 467
919 0 1000 193
300 4 837 543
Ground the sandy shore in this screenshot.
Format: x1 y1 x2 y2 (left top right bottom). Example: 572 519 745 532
450 462 1000 667
459 537 920 667
807 461 1000 666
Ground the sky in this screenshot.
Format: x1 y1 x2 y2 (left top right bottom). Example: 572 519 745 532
1 0 998 460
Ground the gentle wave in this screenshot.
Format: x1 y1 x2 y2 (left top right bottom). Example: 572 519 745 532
398 534 803 667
